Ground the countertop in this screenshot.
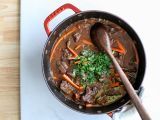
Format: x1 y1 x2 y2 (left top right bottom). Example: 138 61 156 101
0 0 19 120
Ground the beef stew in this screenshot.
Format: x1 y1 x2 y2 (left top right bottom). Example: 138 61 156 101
49 18 139 107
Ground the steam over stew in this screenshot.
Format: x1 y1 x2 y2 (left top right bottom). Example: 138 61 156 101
50 18 139 107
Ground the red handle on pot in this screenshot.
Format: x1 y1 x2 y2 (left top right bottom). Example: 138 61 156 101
44 3 81 36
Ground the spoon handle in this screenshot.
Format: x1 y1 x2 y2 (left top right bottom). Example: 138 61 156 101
108 52 151 120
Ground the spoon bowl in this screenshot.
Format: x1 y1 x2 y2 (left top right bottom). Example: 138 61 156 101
90 22 112 53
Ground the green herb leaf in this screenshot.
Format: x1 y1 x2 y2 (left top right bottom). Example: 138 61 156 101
73 49 111 85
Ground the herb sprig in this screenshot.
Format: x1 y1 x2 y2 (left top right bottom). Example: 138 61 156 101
73 49 111 85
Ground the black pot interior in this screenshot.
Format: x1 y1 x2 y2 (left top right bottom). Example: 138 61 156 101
43 11 146 114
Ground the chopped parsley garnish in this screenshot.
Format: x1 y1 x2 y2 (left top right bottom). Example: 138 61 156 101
73 49 111 85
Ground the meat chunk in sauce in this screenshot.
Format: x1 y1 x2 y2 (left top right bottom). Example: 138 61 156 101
57 61 67 74
73 32 81 42
82 87 97 103
60 81 75 96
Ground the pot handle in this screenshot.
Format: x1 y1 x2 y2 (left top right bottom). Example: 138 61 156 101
44 3 81 36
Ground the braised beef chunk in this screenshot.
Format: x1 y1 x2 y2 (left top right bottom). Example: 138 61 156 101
82 87 95 103
73 32 81 42
50 18 139 107
106 87 124 96
61 62 68 69
82 83 102 103
57 61 66 74
60 81 75 96
62 48 71 59
57 61 68 74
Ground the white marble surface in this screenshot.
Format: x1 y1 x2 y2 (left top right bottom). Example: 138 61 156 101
20 0 160 120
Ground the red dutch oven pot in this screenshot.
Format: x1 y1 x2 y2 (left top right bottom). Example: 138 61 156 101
42 3 146 114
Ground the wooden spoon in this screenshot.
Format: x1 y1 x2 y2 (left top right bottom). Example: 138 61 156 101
90 23 151 120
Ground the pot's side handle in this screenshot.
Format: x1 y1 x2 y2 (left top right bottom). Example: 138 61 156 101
44 3 81 36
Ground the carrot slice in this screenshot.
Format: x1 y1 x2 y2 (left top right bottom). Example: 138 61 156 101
111 82 120 87
68 57 76 60
112 47 124 53
118 41 125 53
117 40 126 54
75 45 81 50
74 60 80 64
50 27 77 62
112 40 126 54
85 104 101 107
53 76 58 80
67 47 78 57
83 39 94 46
62 74 83 91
